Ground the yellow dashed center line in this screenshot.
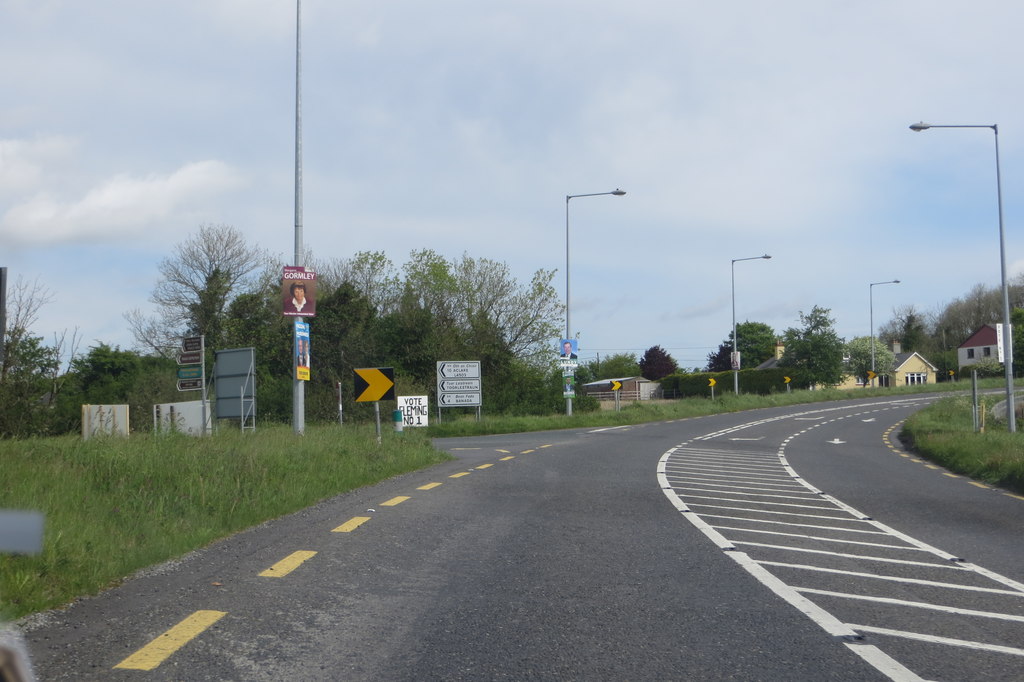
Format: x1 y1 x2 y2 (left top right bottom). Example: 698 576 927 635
381 496 410 506
476 463 494 469
259 550 317 578
500 456 515 461
418 482 443 490
332 516 371 533
114 610 226 671
521 449 535 454
970 482 990 489
450 472 471 478
943 473 960 479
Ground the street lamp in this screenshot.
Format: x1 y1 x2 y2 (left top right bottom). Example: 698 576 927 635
731 254 771 395
869 279 900 386
565 188 626 416
909 122 1015 432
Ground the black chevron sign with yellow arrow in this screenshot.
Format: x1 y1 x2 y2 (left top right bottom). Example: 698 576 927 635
354 367 396 402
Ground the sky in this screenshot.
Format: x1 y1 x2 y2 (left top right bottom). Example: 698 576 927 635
4 0 1024 371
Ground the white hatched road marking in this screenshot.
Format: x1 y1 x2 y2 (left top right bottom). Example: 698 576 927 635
658 398 1024 682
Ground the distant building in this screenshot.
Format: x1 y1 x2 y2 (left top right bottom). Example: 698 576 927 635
957 324 1001 369
761 341 937 388
581 376 658 401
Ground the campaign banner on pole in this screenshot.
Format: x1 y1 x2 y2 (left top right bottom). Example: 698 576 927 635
282 266 317 317
295 321 310 381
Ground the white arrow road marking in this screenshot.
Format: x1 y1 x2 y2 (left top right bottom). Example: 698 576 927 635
827 438 846 444
729 437 765 441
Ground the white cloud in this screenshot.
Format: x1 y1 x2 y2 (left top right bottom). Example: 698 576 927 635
1 160 245 246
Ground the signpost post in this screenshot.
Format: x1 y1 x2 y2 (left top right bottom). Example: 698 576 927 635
354 367 396 443
176 336 208 434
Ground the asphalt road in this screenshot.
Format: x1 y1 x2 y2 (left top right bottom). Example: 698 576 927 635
21 395 1024 680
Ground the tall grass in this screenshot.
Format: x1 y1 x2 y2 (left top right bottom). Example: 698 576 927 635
0 425 448 620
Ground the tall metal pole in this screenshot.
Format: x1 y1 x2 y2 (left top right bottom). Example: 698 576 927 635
869 279 899 387
731 254 771 395
909 122 1015 432
292 0 305 435
564 189 625 416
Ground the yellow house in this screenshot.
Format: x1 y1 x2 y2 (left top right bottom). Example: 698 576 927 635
836 348 938 389
762 342 938 389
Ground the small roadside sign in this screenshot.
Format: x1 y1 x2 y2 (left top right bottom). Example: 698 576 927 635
437 361 481 379
182 336 203 353
178 366 202 380
177 378 203 391
439 392 482 406
438 379 480 392
354 367 396 402
611 380 622 391
177 351 202 365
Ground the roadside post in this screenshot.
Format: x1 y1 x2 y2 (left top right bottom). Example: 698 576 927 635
354 367 396 444
611 380 622 412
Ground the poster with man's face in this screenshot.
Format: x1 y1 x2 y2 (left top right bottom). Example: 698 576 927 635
282 266 317 317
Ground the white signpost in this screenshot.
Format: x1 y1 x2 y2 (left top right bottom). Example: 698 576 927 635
436 361 482 419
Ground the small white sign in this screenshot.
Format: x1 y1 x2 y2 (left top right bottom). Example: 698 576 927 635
397 395 429 427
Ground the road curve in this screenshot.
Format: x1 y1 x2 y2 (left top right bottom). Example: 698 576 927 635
21 395 1024 680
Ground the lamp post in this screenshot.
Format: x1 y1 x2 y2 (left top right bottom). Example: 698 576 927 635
909 122 1015 432
565 189 626 416
869 279 900 386
731 254 771 395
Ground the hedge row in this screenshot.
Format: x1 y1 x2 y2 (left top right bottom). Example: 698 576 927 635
659 368 808 397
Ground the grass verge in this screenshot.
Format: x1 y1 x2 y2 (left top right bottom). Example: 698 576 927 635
2 379 1013 621
0 425 448 621
901 394 1024 494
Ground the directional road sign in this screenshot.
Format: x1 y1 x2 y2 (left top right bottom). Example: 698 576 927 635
177 366 202 380
438 379 481 393
439 392 482 406
177 378 203 391
436 361 480 379
610 380 622 391
354 367 396 402
177 351 202 365
181 336 203 353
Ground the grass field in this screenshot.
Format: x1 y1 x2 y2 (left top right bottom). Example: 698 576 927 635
2 379 1019 621
0 425 447 620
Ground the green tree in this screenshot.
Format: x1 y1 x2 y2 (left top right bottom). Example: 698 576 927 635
844 336 895 385
878 305 929 353
706 321 777 372
127 223 264 355
588 352 640 380
639 345 678 381
780 306 846 387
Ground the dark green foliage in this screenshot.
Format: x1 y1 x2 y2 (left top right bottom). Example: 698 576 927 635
639 345 678 381
587 352 640 380
660 368 801 398
0 333 61 437
780 306 846 387
706 321 777 372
